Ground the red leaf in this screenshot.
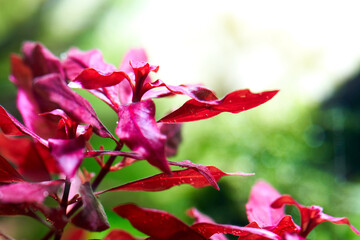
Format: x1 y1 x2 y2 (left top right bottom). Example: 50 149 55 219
48 136 86 178
0 105 48 146
0 180 63 204
271 195 360 237
187 208 228 240
115 100 170 174
0 155 24 183
71 182 110 232
269 215 300 237
159 89 278 123
113 203 206 240
100 165 251 193
158 122 182 157
34 73 113 138
246 180 285 228
69 68 129 89
104 229 143 240
0 132 52 181
191 223 282 240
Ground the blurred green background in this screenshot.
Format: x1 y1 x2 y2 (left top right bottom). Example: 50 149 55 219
1 0 360 239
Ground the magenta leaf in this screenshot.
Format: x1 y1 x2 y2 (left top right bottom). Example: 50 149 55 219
62 48 117 80
271 195 360 237
115 99 170 174
0 155 24 183
21 41 64 77
104 229 143 240
0 180 63 204
113 203 206 240
159 89 279 123
34 73 113 138
158 122 182 157
100 165 251 193
48 135 86 178
190 223 282 240
246 180 285 228
71 182 110 232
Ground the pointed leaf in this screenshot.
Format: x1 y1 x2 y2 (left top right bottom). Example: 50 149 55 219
191 223 281 240
113 203 206 240
270 215 300 237
72 182 110 232
48 136 86 178
271 195 360 237
115 100 170 174
246 180 285 228
100 165 251 193
34 73 113 138
0 155 24 183
159 89 279 123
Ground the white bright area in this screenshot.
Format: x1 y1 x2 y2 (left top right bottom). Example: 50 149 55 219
43 0 360 113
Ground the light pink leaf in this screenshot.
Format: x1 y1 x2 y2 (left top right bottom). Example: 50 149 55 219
113 203 206 240
104 229 143 240
246 180 285 228
115 99 170 174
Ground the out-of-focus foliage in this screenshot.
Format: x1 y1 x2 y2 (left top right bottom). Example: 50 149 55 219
1 0 360 239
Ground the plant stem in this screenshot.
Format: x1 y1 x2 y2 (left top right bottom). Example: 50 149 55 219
61 178 71 211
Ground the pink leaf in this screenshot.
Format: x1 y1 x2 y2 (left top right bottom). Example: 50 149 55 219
0 155 24 183
190 223 282 240
113 203 206 240
100 165 251 193
48 135 86 178
246 180 285 228
34 73 113 138
115 100 170 174
271 194 360 237
0 180 64 203
159 89 279 123
71 182 110 232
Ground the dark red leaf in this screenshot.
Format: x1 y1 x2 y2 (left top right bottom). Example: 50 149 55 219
34 73 113 138
0 155 24 183
191 223 282 240
48 135 86 178
246 180 285 228
113 203 206 240
72 182 110 232
61 225 89 240
100 165 251 193
0 180 63 203
104 229 143 240
159 89 279 123
271 195 360 237
158 122 182 157
115 100 170 174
